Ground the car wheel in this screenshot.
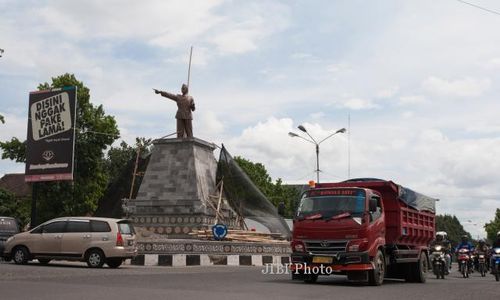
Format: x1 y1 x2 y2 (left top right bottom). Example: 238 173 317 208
38 258 51 265
86 249 105 268
106 258 123 269
13 247 29 265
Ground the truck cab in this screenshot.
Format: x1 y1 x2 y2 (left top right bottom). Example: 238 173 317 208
290 179 435 286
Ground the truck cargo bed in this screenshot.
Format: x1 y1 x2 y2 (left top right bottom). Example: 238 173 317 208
316 179 436 247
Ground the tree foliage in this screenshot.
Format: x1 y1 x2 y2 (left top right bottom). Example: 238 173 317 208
0 74 119 224
435 214 471 247
234 156 299 218
485 208 500 243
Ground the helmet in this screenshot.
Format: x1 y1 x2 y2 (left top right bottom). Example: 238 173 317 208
436 231 447 238
436 231 447 241
478 239 485 245
461 234 468 242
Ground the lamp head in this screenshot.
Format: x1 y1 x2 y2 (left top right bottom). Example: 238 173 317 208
298 125 307 133
337 128 347 133
288 132 299 137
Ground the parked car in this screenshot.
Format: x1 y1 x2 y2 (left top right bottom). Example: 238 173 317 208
0 216 20 260
2 217 137 268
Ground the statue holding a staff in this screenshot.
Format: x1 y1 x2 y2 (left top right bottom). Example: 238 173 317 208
154 84 195 138
154 47 196 138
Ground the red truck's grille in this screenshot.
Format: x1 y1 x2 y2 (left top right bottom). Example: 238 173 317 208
305 240 348 254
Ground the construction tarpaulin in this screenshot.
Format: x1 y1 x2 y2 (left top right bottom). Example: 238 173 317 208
216 145 291 238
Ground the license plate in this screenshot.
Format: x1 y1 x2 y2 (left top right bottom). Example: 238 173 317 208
312 256 333 264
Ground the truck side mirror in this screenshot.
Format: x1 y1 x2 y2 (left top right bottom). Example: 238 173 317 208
369 198 378 212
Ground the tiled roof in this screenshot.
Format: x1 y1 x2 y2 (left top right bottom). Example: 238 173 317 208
0 173 31 198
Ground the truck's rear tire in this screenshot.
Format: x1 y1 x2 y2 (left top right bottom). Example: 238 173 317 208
406 252 428 283
369 250 385 286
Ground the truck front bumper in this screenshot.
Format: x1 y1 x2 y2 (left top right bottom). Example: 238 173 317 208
290 251 373 272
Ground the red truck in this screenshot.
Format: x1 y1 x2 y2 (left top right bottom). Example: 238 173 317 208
290 178 436 286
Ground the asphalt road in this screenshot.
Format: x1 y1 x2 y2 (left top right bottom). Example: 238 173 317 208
0 260 498 300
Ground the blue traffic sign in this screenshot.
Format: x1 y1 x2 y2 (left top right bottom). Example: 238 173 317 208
212 224 228 240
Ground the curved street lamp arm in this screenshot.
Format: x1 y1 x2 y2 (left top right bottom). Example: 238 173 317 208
318 128 346 145
289 132 316 144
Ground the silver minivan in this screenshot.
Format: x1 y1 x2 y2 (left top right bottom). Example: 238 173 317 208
2 217 137 268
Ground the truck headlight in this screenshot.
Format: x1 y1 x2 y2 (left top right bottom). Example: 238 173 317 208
346 239 368 252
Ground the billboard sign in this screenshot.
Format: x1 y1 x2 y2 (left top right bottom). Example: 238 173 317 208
25 87 77 182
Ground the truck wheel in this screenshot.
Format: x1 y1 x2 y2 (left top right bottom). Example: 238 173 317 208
415 252 428 283
303 274 318 284
369 250 385 286
406 252 428 283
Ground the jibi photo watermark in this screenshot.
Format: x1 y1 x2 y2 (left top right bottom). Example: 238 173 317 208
261 263 334 275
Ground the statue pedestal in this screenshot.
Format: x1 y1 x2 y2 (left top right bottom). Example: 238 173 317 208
128 137 236 239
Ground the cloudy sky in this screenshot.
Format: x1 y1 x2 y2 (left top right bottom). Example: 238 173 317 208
1 0 500 238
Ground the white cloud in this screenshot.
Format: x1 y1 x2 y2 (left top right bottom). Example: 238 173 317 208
342 98 378 110
398 95 427 106
376 86 399 98
422 76 491 97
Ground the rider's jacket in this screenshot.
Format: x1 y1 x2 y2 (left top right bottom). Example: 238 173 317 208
455 241 474 252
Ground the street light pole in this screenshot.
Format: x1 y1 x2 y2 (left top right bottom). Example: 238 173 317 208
315 144 320 183
289 125 346 183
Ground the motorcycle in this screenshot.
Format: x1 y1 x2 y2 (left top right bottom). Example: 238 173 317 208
430 245 447 279
492 248 500 282
477 252 487 277
457 248 471 278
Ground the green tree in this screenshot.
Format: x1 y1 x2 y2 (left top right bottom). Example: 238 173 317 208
485 208 500 243
0 73 119 224
435 214 471 247
234 156 299 218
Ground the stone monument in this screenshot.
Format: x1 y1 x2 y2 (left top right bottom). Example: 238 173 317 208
128 137 236 239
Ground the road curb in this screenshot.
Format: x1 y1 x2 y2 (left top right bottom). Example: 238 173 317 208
125 254 290 267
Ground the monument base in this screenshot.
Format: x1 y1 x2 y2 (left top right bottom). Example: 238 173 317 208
128 238 291 267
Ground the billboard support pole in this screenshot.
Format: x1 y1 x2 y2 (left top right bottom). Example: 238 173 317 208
30 182 37 229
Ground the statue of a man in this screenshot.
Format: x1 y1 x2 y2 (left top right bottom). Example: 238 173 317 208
154 84 195 138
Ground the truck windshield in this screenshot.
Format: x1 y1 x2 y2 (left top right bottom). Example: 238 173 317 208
297 193 366 218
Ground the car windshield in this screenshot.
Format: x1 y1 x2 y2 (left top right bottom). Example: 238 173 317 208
297 190 366 218
0 218 19 233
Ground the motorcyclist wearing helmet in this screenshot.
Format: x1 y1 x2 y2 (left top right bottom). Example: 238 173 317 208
475 239 490 271
430 231 452 272
455 234 474 251
455 235 474 272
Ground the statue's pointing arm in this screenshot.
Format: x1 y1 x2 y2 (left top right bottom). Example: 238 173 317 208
154 89 178 102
